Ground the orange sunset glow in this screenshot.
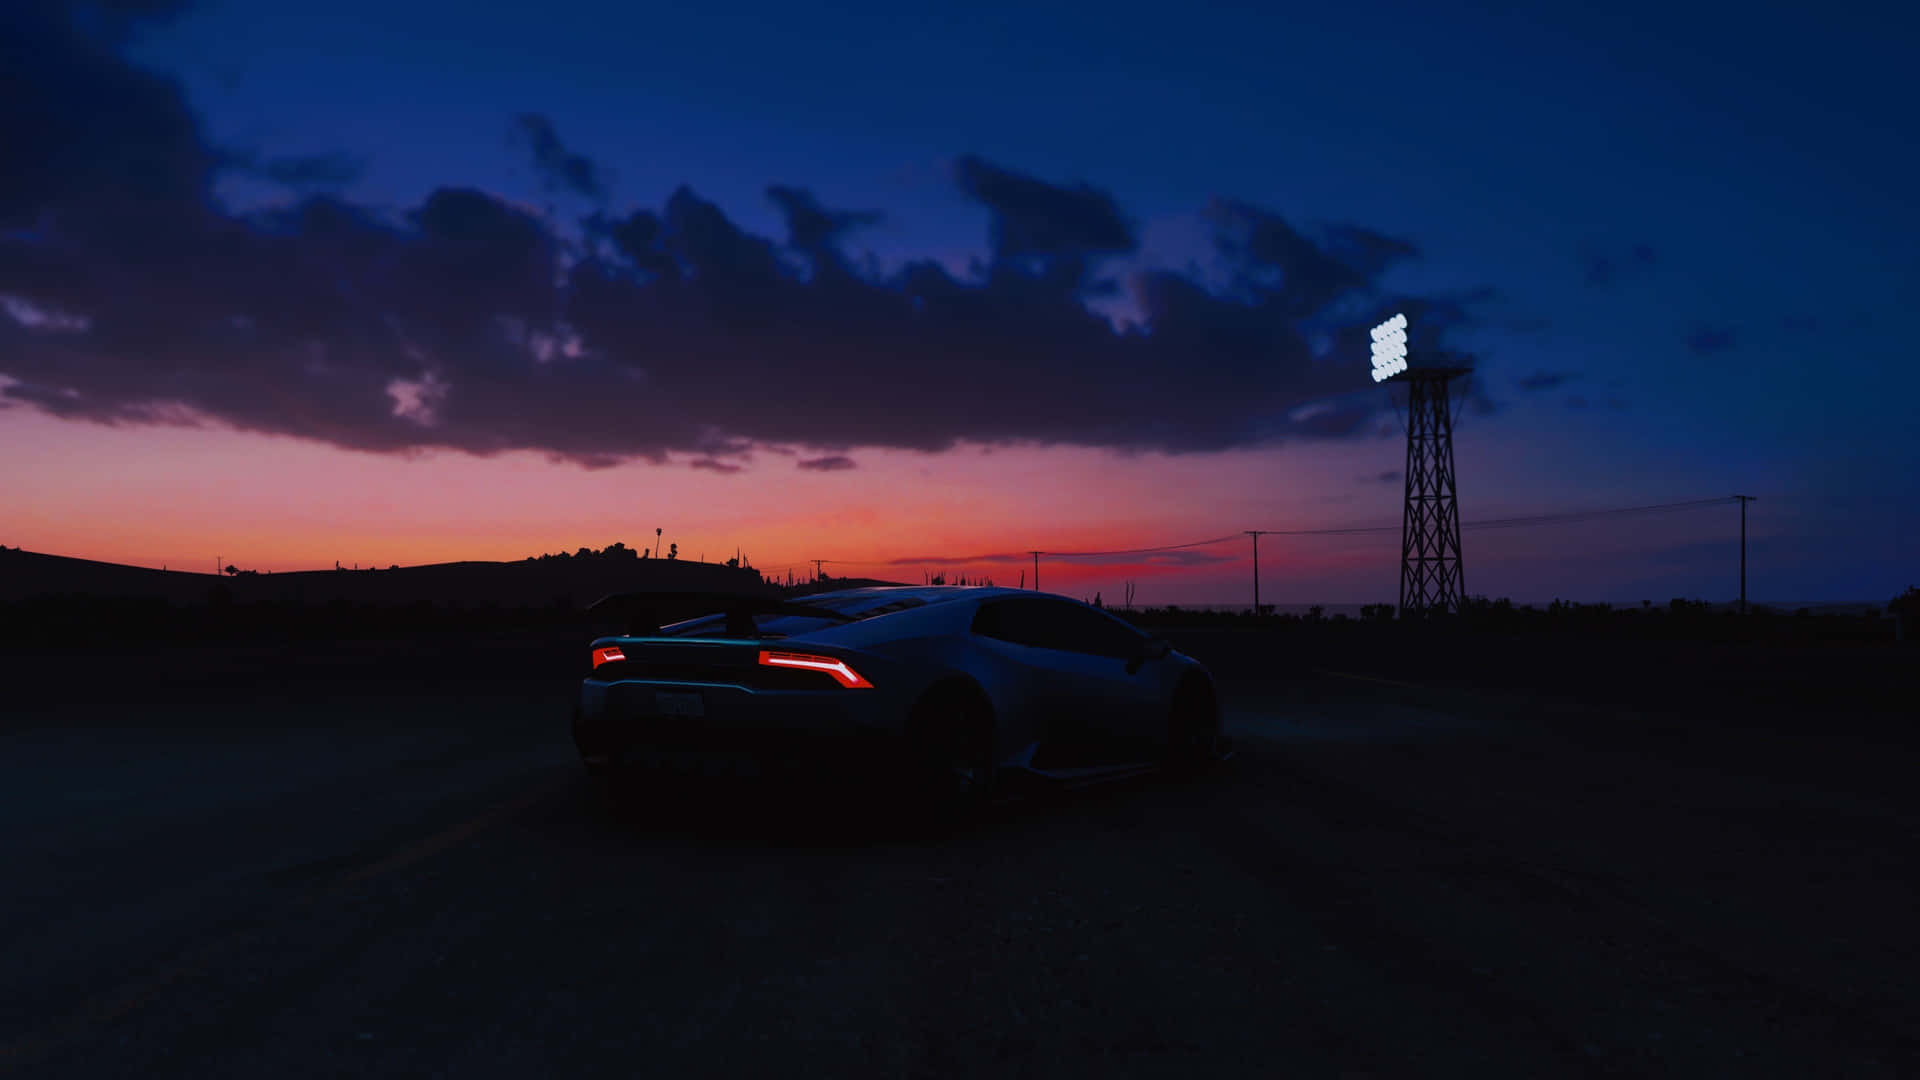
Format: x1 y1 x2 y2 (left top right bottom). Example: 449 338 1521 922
5 398 1754 606
3 402 1452 602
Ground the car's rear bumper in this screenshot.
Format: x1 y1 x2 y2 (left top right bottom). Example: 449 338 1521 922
573 678 914 775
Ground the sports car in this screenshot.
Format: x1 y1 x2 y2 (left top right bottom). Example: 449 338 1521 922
570 585 1227 809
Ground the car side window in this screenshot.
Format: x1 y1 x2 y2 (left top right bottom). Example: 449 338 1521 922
970 600 1006 640
974 597 1144 660
1045 600 1148 659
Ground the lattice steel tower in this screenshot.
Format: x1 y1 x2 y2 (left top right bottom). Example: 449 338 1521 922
1391 367 1469 616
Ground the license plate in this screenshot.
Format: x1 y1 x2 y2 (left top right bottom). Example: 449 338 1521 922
653 691 706 717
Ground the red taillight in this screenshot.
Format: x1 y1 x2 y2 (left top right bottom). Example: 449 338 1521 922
591 645 626 670
757 650 872 689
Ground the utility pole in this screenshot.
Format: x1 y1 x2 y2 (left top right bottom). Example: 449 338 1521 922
1733 495 1756 613
1028 551 1042 592
812 559 824 583
1245 531 1270 614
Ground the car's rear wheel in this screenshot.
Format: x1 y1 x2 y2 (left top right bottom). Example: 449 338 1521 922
1166 678 1219 772
906 686 996 815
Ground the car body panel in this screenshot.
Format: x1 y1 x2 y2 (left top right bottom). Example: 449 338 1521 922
572 586 1220 785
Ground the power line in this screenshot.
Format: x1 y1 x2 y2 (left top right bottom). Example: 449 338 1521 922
1458 496 1741 531
786 496 1742 571
1254 496 1744 537
1042 534 1246 558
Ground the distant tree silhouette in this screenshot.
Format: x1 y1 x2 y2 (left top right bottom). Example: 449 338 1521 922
1890 586 1919 616
1891 586 1918 642
667 543 678 560
726 556 739 568
224 564 239 576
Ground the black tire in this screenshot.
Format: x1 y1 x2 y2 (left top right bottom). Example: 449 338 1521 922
1166 678 1219 773
905 685 996 817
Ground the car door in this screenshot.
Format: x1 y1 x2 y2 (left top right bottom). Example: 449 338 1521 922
969 597 1093 764
973 596 1153 766
1031 599 1167 760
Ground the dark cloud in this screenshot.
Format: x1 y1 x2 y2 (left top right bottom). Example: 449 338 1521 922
765 187 882 258
1516 370 1576 392
688 458 742 474
220 150 363 193
1319 224 1419 280
512 114 607 201
1580 241 1657 288
797 455 856 471
953 154 1136 263
0 3 1497 469
1365 470 1401 484
1685 326 1736 355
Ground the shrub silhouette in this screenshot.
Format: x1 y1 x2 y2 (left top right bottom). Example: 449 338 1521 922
1890 585 1919 618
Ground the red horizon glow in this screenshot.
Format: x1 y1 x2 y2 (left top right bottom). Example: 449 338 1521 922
1 408 1762 605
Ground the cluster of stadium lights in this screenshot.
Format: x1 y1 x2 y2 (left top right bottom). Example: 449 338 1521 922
1370 312 1409 382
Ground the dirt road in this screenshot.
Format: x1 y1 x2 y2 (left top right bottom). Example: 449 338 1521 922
3 632 1914 1077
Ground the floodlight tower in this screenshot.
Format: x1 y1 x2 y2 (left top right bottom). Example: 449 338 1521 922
1372 313 1469 617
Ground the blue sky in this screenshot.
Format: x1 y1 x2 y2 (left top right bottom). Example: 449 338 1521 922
4 0 1913 601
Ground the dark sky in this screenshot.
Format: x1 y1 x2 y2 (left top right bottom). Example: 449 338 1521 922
1 0 1913 601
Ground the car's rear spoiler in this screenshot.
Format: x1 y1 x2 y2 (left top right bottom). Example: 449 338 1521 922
588 589 856 636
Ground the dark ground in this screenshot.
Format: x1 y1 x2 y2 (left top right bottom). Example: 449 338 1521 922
2 627 1915 1077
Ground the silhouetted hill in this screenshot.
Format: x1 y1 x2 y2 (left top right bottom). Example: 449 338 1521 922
0 548 218 605
0 547 765 608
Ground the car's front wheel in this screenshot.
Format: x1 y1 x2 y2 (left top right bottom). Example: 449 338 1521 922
1165 677 1220 772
